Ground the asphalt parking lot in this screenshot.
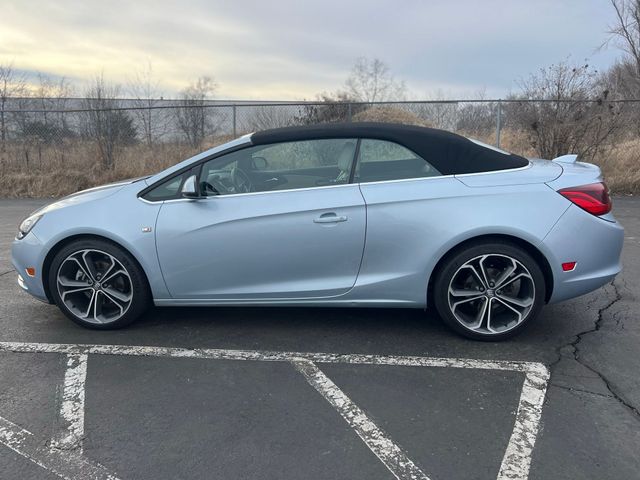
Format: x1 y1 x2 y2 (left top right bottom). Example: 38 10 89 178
0 198 639 480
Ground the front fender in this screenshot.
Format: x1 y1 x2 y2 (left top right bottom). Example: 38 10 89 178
31 185 169 301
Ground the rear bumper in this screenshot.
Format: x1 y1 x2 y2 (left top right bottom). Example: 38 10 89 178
542 205 623 304
11 232 51 303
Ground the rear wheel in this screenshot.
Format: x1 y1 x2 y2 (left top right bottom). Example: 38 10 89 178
433 241 545 341
49 239 150 329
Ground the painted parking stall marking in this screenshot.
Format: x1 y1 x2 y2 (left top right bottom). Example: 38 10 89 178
0 342 550 480
0 416 119 480
293 359 430 480
52 354 88 452
497 370 549 480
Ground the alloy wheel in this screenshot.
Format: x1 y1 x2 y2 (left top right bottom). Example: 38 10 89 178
447 254 535 335
56 249 133 324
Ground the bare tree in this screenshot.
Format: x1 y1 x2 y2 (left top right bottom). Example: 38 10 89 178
507 62 621 160
451 89 496 136
128 62 164 147
607 0 640 77
83 75 137 170
174 76 217 148
247 104 295 131
406 90 458 130
344 57 406 103
603 1 640 131
296 58 406 125
601 59 640 98
0 62 26 167
34 74 73 106
14 75 76 168
30 74 74 135
295 91 362 125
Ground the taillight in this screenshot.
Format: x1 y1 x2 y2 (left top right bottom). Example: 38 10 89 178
558 182 611 216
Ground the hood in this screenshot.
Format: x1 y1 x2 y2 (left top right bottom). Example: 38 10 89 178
32 177 146 217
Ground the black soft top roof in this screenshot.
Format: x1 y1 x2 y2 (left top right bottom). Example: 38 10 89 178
251 122 528 175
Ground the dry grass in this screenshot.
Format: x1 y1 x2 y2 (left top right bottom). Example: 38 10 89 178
458 129 537 158
595 139 640 194
0 125 637 197
0 136 233 198
353 106 433 127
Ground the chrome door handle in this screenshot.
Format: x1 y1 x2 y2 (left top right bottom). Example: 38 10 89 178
314 214 348 224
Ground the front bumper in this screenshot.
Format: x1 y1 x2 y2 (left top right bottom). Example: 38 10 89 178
542 204 624 304
11 232 51 303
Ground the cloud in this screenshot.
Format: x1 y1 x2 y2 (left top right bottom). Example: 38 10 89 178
0 0 622 99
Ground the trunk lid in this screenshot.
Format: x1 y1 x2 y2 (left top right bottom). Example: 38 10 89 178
545 155 604 190
455 158 562 187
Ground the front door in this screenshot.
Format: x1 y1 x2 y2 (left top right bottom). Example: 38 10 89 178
155 138 366 300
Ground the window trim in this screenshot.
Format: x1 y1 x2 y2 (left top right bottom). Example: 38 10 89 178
159 181 359 203
137 143 252 201
141 171 458 204
348 138 362 184
142 137 361 201
139 135 453 202
139 170 195 202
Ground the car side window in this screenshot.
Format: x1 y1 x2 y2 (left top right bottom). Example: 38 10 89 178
198 138 358 196
355 139 441 183
142 172 188 201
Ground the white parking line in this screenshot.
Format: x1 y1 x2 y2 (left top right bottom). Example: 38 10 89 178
497 369 549 480
52 354 88 453
293 359 429 480
0 416 119 480
0 341 547 374
0 341 550 480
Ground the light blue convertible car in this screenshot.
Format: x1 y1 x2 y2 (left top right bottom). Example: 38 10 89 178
12 123 623 339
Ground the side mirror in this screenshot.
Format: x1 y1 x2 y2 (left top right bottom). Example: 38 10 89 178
181 174 200 198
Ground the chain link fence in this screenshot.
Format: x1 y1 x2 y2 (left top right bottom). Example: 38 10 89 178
0 97 638 195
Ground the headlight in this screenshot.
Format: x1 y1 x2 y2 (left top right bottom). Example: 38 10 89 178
17 214 43 239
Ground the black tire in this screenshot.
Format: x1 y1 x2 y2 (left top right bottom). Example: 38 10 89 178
433 240 546 341
48 238 150 329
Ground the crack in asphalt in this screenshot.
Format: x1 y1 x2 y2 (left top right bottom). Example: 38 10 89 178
0 270 13 277
551 383 614 400
550 281 640 419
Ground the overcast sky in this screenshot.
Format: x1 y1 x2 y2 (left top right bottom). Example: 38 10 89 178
0 0 623 100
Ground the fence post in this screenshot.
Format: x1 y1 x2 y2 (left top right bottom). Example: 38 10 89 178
232 104 237 137
495 100 502 148
347 103 352 122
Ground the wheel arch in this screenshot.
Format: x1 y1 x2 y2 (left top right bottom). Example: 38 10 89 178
41 233 152 303
427 233 554 306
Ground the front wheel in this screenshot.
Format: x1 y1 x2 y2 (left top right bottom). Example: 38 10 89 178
49 239 150 329
433 241 546 341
